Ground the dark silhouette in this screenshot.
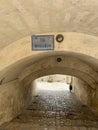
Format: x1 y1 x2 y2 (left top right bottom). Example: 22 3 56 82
69 84 72 92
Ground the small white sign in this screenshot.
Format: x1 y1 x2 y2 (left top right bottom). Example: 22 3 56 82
31 35 54 50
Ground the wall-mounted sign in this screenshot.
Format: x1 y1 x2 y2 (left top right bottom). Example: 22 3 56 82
31 35 54 50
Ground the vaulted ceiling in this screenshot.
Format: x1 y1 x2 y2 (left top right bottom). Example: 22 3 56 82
0 0 98 49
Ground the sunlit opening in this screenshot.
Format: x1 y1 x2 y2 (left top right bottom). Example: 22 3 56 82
35 82 69 91
32 74 72 94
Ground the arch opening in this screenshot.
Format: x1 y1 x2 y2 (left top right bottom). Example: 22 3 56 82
32 74 71 93
2 74 97 129
31 74 94 108
0 51 98 127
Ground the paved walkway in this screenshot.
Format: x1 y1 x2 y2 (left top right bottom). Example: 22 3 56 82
1 88 98 130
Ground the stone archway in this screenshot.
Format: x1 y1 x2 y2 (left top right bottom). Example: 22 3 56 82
0 32 98 125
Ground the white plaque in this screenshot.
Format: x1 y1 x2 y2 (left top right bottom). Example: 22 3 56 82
31 35 54 50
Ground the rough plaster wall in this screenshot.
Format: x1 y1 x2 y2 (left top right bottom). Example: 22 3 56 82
0 80 32 125
31 81 38 96
0 0 98 49
92 86 98 113
72 77 95 110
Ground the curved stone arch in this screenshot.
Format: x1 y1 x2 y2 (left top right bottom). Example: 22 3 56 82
18 52 98 89
0 51 98 88
0 51 98 125
0 32 98 89
22 67 96 89
1 32 98 72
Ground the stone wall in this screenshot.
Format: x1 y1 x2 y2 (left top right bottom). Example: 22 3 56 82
91 86 98 113
72 77 96 112
0 80 32 125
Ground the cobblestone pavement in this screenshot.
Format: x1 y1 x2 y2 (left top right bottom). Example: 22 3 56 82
0 90 98 130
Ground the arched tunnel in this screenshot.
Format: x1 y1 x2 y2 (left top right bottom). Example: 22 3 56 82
0 43 98 129
1 0 98 129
